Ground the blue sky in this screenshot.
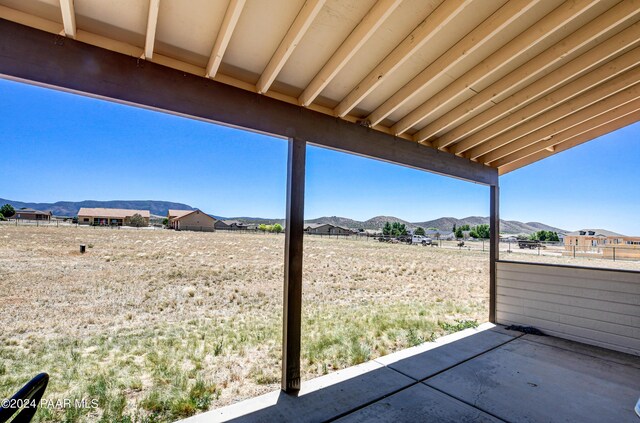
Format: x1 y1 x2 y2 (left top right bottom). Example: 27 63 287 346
1 78 638 234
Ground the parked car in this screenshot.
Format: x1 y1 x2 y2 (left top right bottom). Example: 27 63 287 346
411 235 432 245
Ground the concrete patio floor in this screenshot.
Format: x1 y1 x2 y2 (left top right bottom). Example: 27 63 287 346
180 324 640 423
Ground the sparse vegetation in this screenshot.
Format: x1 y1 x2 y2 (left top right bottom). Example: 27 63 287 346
529 230 560 242
0 204 14 218
469 224 490 239
438 319 479 333
258 223 283 233
129 213 147 228
0 226 493 422
383 221 407 236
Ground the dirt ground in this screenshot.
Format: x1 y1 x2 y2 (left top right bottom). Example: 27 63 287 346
0 225 635 422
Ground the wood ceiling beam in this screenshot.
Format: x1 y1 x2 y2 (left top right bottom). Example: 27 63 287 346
491 97 640 168
299 0 401 107
421 0 640 147
0 18 497 185
467 67 640 161
498 109 640 174
367 0 538 127
390 0 600 136
454 43 640 156
206 0 246 79
0 5 61 34
333 0 471 118
143 0 160 59
480 78 640 165
59 0 76 39
256 0 325 94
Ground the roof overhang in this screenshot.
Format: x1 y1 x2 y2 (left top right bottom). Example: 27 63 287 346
0 0 638 180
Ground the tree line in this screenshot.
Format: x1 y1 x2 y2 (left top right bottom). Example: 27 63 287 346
529 230 560 242
381 221 492 240
258 223 283 233
382 221 407 236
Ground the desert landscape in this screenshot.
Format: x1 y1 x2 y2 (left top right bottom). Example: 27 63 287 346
0 225 637 422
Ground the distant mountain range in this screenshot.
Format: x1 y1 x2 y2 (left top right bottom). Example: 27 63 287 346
302 215 566 234
0 198 566 234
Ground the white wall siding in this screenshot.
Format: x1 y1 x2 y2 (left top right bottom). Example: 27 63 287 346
496 261 640 356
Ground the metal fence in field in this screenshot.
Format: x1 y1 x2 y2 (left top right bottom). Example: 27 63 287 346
0 219 164 230
0 219 71 228
2 219 638 264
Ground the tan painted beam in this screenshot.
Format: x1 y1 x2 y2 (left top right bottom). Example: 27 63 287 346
367 0 538 127
298 0 402 107
491 97 640 168
390 0 600 136
333 0 471 118
143 0 160 59
421 0 640 147
59 0 76 38
453 43 640 156
0 5 62 34
257 0 325 94
467 67 640 161
498 109 640 174
206 0 246 78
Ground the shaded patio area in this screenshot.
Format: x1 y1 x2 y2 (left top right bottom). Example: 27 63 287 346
181 324 640 423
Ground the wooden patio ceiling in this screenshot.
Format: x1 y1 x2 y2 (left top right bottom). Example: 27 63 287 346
0 0 638 175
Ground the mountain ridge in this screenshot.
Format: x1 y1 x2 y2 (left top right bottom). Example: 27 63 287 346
299 215 566 234
0 198 566 234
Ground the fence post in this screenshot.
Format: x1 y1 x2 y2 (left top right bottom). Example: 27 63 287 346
573 245 576 258
613 247 616 261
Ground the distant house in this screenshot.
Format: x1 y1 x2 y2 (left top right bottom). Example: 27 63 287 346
77 208 150 226
304 223 352 235
168 209 216 231
167 209 193 226
564 229 627 247
500 234 518 243
424 229 443 238
215 219 249 230
12 208 52 221
360 229 382 237
564 228 640 259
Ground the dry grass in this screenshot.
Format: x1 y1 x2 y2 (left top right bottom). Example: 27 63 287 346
5 225 609 421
